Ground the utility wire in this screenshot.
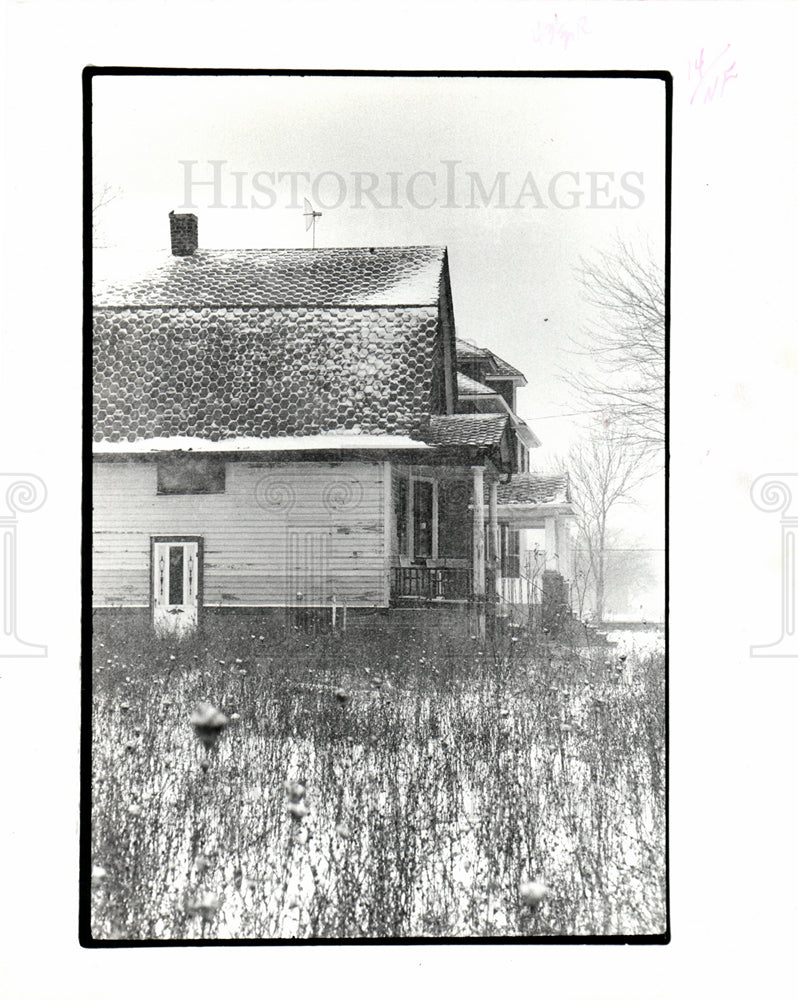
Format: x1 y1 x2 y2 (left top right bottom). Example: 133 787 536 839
523 408 607 420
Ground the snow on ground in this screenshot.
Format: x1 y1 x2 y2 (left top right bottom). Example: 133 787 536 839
604 629 665 657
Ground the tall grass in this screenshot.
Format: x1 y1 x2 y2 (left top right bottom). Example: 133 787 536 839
90 616 666 939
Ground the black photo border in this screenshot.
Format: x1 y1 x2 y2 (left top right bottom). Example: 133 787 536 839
81 65 671 948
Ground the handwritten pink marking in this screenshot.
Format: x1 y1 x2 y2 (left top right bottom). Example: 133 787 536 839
530 14 589 50
689 45 738 105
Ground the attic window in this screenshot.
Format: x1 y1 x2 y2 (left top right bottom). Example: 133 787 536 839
157 457 225 495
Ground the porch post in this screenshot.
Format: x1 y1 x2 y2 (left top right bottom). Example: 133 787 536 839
489 481 499 571
559 518 572 587
471 465 486 598
544 515 559 571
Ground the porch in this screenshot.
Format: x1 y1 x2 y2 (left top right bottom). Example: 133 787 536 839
389 462 498 606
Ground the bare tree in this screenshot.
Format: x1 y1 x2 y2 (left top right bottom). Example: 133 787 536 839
571 528 662 622
564 235 665 458
563 419 652 622
92 182 122 249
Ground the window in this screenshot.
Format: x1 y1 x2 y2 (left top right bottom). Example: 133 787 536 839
501 525 521 577
157 456 225 495
168 545 185 604
395 477 409 556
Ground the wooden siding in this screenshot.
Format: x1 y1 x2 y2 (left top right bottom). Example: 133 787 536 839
93 459 387 607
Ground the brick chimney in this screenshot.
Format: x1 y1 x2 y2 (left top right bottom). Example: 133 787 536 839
169 211 198 256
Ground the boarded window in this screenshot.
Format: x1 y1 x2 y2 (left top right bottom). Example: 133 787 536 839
157 457 225 495
438 479 471 559
395 477 409 556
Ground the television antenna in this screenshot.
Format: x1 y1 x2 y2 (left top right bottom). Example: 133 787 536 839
303 198 322 249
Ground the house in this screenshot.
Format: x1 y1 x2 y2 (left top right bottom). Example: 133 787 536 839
92 213 574 634
454 342 576 612
493 472 574 614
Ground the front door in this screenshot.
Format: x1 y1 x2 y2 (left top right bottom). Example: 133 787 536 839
152 538 201 636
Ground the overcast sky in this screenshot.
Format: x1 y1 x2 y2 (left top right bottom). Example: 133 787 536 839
92 73 666 554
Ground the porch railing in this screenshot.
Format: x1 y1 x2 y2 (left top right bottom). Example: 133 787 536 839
390 566 498 602
391 566 472 601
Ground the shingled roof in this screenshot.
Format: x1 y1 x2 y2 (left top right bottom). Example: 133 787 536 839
94 247 446 307
495 473 571 506
93 247 452 444
417 413 509 448
488 353 526 380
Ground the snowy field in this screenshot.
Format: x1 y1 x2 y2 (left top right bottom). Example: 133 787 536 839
604 629 666 658
90 619 666 940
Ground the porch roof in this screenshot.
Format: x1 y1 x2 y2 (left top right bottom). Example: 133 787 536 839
415 413 509 448
494 472 571 505
490 473 575 526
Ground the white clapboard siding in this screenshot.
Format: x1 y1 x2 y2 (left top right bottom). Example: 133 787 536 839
93 459 387 607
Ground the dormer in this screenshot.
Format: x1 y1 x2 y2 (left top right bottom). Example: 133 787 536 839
455 338 527 413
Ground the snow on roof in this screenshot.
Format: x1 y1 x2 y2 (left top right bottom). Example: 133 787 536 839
93 434 433 455
94 246 447 308
457 372 496 397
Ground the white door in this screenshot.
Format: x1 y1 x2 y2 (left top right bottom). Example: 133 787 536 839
153 539 200 636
